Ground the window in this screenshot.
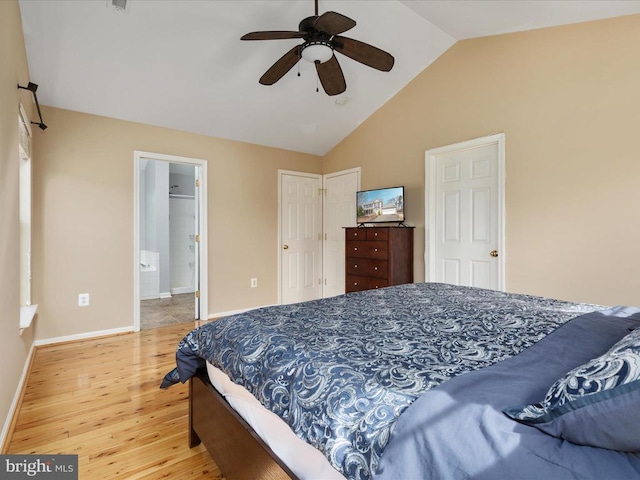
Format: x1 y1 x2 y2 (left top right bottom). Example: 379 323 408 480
19 104 36 330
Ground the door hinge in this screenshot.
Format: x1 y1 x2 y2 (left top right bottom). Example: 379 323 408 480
195 234 200 243
318 187 327 195
318 278 321 285
195 179 200 188
324 278 327 285
195 290 200 298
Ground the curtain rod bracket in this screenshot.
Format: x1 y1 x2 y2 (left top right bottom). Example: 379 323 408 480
17 82 47 130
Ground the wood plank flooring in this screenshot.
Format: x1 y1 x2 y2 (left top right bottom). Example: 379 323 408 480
6 321 225 479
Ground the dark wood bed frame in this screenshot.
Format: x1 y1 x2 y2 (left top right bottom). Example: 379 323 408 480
189 371 299 480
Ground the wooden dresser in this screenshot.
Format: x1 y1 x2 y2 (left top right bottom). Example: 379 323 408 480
345 227 414 293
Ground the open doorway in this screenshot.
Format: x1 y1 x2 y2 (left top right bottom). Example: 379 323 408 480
133 151 208 331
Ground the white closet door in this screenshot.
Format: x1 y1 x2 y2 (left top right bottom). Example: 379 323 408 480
323 169 360 298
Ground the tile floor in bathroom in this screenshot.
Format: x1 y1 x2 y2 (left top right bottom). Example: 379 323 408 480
140 293 196 329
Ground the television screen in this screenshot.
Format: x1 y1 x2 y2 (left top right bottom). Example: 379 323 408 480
356 186 405 224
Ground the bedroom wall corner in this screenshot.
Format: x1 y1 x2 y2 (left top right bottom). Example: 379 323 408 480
0 0 37 450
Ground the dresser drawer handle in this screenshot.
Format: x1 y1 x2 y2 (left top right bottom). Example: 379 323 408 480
375 285 379 288
374 248 378 252
354 282 358 286
354 247 358 251
374 232 378 236
374 266 378 270
354 264 358 268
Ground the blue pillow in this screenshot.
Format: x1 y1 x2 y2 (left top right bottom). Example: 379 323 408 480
503 327 640 452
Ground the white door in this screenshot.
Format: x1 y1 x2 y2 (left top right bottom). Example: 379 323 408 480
280 172 323 304
323 168 360 298
426 134 505 290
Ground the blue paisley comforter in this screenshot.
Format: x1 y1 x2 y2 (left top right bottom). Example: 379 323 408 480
162 283 600 480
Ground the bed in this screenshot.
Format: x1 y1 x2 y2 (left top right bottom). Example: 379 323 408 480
161 283 640 480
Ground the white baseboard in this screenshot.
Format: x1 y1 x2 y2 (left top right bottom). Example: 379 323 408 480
171 286 195 295
159 292 172 299
34 326 134 347
1 342 35 451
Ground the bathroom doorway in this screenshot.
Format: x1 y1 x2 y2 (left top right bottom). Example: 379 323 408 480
133 151 208 331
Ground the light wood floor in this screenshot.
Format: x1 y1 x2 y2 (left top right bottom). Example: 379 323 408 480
6 321 225 479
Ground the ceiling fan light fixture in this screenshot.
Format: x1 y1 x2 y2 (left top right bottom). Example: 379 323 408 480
242 4 393 95
301 41 333 64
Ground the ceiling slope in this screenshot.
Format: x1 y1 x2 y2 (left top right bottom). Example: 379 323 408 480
18 0 640 155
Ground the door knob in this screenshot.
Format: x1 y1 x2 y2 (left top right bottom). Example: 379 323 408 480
490 250 498 257
283 245 289 250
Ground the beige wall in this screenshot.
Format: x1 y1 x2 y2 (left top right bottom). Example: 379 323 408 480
31 107 321 340
0 0 35 447
324 14 640 307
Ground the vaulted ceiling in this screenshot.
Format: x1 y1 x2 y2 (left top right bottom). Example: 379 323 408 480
19 0 640 155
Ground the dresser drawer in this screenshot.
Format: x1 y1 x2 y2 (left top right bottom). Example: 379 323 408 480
346 258 388 278
346 241 388 259
366 228 388 241
346 275 389 293
345 228 367 241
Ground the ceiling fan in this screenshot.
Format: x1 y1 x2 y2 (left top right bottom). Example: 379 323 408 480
241 0 394 96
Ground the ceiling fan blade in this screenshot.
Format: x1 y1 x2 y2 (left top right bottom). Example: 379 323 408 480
259 45 301 85
315 55 346 96
313 11 356 35
332 35 394 72
241 31 305 41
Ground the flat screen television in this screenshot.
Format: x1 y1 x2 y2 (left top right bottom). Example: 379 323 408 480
356 186 405 224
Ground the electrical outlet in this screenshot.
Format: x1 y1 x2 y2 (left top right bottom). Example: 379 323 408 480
78 293 90 307
250 278 258 288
